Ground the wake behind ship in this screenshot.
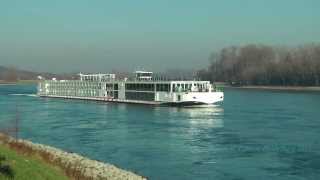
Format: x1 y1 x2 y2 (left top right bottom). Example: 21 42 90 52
37 71 224 106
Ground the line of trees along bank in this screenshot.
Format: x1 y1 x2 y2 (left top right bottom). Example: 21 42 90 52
198 44 320 86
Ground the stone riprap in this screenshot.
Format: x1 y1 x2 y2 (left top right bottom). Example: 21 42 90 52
0 133 147 180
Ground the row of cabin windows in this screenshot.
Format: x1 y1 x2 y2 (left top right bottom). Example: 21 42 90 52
125 84 154 91
125 83 171 92
48 89 100 97
125 92 155 101
156 84 170 92
46 82 208 93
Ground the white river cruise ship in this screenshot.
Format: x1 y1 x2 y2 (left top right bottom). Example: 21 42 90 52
37 71 224 106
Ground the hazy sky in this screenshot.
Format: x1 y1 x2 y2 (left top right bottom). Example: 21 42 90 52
1 0 319 73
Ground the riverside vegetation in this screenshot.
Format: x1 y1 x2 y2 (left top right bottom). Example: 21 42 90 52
197 44 320 86
0 134 146 180
0 142 68 180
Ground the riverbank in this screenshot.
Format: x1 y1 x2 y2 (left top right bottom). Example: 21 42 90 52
0 133 147 180
226 85 320 92
0 142 68 180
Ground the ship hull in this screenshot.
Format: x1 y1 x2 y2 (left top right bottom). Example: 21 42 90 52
160 91 224 107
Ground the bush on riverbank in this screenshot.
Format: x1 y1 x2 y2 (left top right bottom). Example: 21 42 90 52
0 154 14 179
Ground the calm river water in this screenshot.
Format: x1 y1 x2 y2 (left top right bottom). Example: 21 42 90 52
1 84 320 180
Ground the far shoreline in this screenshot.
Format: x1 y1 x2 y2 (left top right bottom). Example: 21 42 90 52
0 80 38 85
1 80 320 92
225 85 320 92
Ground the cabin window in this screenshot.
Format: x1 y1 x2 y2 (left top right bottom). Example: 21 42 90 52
164 84 169 92
114 84 118 90
177 95 181 101
155 84 169 92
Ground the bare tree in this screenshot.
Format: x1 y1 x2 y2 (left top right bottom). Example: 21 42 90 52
198 44 320 86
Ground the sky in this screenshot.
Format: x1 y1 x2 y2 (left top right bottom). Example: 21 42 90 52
0 0 319 73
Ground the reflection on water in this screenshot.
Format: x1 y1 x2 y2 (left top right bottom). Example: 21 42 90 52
172 106 224 129
183 106 224 128
174 106 224 165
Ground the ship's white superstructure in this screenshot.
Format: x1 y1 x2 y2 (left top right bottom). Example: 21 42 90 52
37 71 224 106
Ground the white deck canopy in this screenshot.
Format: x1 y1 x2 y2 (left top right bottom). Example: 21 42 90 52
135 71 153 81
79 73 115 82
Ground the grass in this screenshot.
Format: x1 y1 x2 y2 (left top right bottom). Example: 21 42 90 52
0 144 69 180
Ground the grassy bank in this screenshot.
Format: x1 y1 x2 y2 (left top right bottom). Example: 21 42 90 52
0 134 146 180
0 143 68 180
